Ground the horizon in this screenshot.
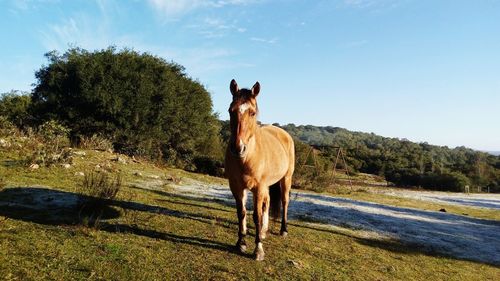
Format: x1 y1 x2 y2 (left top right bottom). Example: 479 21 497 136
1 0 499 151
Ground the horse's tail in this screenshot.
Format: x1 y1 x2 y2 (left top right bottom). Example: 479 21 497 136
269 182 282 220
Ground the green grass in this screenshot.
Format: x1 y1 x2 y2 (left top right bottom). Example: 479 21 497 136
1 147 499 280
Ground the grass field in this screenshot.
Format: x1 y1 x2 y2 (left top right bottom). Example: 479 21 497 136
1 148 499 280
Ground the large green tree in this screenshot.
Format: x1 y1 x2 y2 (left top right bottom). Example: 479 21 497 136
31 47 222 168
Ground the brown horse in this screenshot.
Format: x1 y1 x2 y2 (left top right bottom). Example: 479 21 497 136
225 79 295 261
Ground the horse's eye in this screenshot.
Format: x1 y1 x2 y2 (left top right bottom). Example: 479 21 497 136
250 112 256 117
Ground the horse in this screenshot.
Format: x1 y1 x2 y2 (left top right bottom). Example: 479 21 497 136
224 79 295 261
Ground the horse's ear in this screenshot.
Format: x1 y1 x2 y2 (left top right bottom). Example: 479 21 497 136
230 79 239 96
252 82 260 97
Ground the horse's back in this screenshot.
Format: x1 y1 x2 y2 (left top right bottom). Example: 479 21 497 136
260 125 294 151
259 125 295 171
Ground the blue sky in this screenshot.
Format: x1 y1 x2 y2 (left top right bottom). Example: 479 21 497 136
1 0 499 151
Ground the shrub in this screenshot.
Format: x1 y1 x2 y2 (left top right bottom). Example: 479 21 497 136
80 172 122 200
79 134 114 151
37 120 70 150
0 116 19 137
434 172 471 192
193 156 224 177
25 120 72 167
76 171 122 228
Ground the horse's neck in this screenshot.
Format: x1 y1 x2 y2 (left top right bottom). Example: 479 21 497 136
243 126 268 165
249 126 263 153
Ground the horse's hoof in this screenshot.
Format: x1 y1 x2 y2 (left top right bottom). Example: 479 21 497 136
254 251 265 261
238 244 247 253
280 231 288 237
236 240 247 253
254 243 265 261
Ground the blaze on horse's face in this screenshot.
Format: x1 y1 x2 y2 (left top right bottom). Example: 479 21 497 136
228 79 260 158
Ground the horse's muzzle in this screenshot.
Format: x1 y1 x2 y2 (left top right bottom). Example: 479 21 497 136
230 141 247 158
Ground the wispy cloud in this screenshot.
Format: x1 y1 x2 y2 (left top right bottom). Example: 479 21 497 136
34 0 256 81
167 47 255 76
340 39 368 48
147 0 204 17
188 17 247 38
37 13 253 80
7 0 59 15
342 0 404 11
9 0 59 10
39 1 130 52
147 0 260 18
39 15 107 51
344 0 379 8
250 37 278 44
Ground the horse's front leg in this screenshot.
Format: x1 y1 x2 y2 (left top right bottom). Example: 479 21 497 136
229 184 247 253
233 188 248 253
252 187 268 261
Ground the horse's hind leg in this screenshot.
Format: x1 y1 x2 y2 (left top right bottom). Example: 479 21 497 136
232 187 248 253
280 174 292 236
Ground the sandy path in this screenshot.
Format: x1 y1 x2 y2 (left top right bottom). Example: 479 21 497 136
172 181 500 266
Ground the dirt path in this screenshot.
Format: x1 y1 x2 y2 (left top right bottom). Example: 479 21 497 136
172 181 500 266
374 188 500 209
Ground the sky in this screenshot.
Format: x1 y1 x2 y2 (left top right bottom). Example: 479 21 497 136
1 0 499 151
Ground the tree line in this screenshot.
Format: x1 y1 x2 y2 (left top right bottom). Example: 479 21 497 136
279 124 500 192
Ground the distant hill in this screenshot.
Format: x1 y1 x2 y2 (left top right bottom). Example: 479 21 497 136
486 151 500 156
277 124 500 192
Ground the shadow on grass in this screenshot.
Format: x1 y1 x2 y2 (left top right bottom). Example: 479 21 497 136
154 198 233 214
134 184 500 267
0 187 120 225
1 159 25 168
0 187 239 256
99 223 250 257
290 222 465 261
130 185 236 210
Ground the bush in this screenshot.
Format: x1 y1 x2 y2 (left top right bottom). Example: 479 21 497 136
193 156 224 177
25 120 72 167
37 120 70 150
0 116 19 137
79 134 114 151
80 171 122 200
76 171 122 227
434 172 470 192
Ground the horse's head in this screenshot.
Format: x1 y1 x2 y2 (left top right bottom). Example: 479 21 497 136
228 79 260 158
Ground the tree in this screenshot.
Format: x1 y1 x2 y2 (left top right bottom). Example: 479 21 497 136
31 47 222 168
0 91 32 128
